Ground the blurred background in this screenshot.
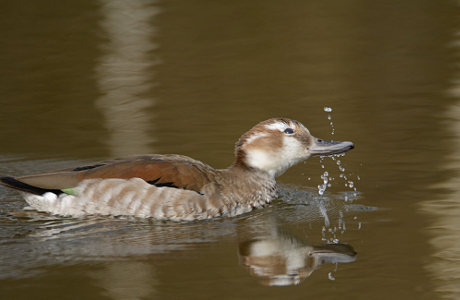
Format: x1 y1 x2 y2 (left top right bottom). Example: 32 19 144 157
1 0 460 299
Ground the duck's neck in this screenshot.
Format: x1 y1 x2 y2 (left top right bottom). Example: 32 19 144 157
232 146 290 178
229 158 277 195
217 164 275 207
229 156 274 180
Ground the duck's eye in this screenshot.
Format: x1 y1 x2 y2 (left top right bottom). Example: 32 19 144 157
284 128 294 135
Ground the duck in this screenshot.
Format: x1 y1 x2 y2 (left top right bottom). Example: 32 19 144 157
0 118 354 221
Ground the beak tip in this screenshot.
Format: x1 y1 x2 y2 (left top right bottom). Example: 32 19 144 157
344 141 355 152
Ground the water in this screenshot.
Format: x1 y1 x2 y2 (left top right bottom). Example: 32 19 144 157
323 106 335 135
1 0 459 299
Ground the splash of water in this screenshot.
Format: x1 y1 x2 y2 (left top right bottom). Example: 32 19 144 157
318 171 329 196
323 107 358 195
314 106 361 241
324 106 335 135
336 159 357 193
328 272 336 281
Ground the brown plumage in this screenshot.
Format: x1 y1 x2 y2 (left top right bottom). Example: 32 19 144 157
0 118 354 220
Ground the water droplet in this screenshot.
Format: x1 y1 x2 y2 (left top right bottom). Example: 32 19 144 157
324 107 332 112
318 171 330 195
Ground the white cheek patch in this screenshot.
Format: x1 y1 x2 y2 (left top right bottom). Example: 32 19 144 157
246 149 284 176
245 136 310 177
245 149 279 177
282 136 304 155
245 132 269 144
281 136 309 164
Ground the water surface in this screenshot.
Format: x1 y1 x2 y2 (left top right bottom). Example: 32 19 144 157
1 0 459 299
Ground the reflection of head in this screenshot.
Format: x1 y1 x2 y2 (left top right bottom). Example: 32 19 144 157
238 234 356 286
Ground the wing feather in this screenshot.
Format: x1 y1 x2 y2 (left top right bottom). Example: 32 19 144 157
4 155 214 195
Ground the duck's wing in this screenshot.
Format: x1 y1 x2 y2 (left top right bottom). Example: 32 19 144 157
0 155 214 195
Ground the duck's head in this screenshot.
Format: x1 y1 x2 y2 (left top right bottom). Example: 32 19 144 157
234 118 354 177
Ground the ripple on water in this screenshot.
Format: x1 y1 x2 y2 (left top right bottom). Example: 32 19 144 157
0 212 240 279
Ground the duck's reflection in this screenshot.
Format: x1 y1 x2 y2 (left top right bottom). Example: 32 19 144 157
3 211 356 288
237 218 356 286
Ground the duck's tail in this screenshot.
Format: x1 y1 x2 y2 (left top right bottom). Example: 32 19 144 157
0 176 63 195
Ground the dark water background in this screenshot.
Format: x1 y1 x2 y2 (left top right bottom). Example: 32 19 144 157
1 0 460 299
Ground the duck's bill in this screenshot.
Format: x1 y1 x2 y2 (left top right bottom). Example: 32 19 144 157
310 138 354 156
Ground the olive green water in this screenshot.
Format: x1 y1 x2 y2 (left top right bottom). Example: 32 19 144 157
1 0 460 299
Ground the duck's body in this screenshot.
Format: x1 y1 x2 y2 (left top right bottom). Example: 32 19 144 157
12 155 277 220
0 118 354 221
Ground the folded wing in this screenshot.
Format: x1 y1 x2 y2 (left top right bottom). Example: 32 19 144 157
0 154 214 195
